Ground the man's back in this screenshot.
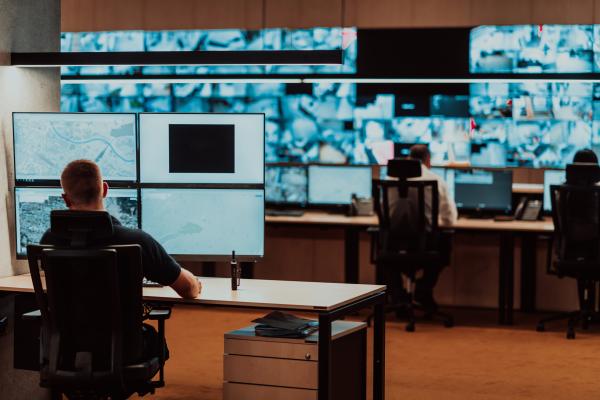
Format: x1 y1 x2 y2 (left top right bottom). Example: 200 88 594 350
407 166 458 227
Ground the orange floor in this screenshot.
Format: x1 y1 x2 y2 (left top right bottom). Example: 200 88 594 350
140 306 600 400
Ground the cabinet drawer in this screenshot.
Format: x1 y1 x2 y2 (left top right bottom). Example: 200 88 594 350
225 338 317 361
224 354 317 389
223 382 317 400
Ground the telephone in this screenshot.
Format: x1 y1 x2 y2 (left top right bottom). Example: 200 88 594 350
514 197 543 221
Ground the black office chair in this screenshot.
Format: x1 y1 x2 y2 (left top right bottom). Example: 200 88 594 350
26 210 171 398
537 163 600 339
370 158 453 332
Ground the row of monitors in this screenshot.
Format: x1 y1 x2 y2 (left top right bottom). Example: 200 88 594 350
15 187 264 259
13 112 264 185
267 164 515 214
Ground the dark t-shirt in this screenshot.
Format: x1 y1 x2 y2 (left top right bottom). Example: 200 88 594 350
40 215 181 286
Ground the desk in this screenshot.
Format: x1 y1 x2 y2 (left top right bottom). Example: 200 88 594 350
267 211 555 325
0 274 386 400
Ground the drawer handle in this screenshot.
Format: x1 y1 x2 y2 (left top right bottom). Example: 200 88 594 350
305 353 311 360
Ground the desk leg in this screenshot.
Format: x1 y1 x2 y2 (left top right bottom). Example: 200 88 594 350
520 234 537 313
373 300 386 400
499 233 515 325
241 262 254 279
345 227 360 284
318 314 332 400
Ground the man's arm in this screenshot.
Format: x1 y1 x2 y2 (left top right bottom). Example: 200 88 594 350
170 268 201 299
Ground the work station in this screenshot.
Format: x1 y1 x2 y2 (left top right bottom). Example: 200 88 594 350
2 1 600 399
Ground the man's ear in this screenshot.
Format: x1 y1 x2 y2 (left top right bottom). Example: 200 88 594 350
102 181 109 198
61 193 72 208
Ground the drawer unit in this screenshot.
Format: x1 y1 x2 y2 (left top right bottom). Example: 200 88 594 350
223 320 367 400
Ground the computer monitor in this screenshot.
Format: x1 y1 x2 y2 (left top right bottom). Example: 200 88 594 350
15 187 139 257
308 165 372 205
543 170 566 212
140 188 264 260
449 169 513 214
139 113 264 184
13 112 137 183
265 165 307 205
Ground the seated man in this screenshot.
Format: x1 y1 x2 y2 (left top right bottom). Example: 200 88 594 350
41 160 201 357
403 145 458 312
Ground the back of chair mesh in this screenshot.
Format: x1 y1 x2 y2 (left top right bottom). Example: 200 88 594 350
40 244 144 383
551 184 600 264
373 179 439 253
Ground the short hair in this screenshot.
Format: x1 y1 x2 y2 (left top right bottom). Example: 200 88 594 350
60 160 103 205
409 144 431 163
573 149 598 164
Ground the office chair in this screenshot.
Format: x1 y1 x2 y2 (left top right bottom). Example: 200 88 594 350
370 158 453 332
537 163 600 339
26 210 171 398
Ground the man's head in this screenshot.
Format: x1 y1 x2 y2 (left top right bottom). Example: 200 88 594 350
409 144 431 168
573 148 599 164
60 160 108 211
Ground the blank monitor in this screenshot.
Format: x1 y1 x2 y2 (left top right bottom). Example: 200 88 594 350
139 113 264 184
449 169 513 213
141 188 264 259
543 170 566 211
308 165 372 205
13 113 137 183
15 187 138 256
265 165 307 205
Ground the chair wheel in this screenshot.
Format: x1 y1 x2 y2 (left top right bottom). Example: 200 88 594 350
444 318 454 328
567 329 575 340
405 323 415 332
536 323 545 332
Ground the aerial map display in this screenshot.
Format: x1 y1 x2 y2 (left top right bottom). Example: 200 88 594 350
13 113 137 182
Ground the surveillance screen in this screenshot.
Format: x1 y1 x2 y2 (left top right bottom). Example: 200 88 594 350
15 187 138 256
13 113 137 182
308 165 372 205
543 170 566 211
139 113 264 184
470 25 594 73
451 169 513 213
265 166 308 205
141 188 264 258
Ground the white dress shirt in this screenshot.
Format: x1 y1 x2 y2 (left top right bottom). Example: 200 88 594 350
409 165 458 227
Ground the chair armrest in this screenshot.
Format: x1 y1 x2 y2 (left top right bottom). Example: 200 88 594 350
22 310 41 321
148 308 171 321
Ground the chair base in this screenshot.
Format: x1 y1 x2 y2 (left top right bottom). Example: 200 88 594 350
536 309 600 340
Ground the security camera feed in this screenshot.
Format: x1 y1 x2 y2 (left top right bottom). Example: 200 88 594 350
265 166 308 205
13 113 137 182
449 169 513 213
543 170 566 211
470 25 594 73
141 188 264 258
60 27 357 76
169 124 235 173
15 187 138 256
308 165 372 205
139 113 263 184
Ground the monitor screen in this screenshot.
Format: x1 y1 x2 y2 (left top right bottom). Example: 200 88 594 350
13 113 137 183
308 165 372 205
265 166 307 205
139 113 264 184
15 187 138 256
543 170 566 211
141 188 264 259
449 169 513 213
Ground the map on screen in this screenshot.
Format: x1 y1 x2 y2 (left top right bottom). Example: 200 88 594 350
15 188 138 256
141 188 264 257
13 113 137 182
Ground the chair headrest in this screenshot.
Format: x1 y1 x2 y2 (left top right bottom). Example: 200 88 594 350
387 158 422 179
566 163 600 186
50 210 114 247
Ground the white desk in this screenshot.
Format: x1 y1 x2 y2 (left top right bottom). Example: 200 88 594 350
0 274 386 400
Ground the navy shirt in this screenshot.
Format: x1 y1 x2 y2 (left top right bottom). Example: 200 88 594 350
40 215 181 286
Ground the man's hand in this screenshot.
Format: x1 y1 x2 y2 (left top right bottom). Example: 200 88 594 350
170 268 201 299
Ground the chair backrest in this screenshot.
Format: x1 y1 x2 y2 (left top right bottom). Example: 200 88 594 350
26 211 144 391
550 182 600 272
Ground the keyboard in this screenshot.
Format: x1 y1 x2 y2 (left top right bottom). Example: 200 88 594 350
142 278 162 287
265 209 305 217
